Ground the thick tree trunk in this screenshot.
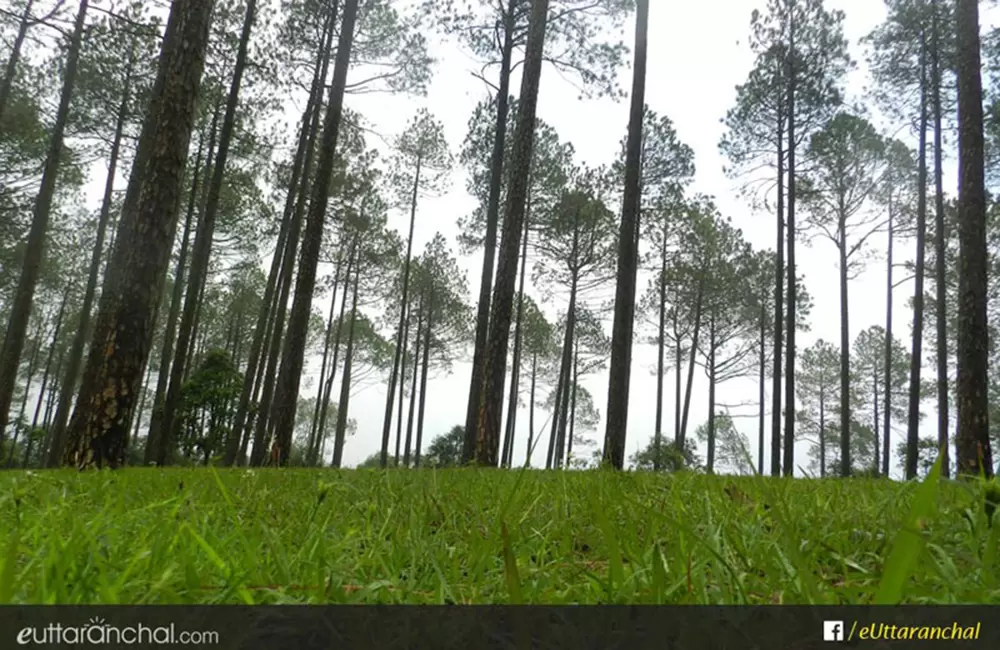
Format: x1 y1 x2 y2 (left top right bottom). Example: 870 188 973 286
604 0 649 470
49 52 134 467
0 0 89 445
464 0 517 457
954 0 993 478
158 0 257 465
144 114 211 465
474 0 550 466
62 0 215 469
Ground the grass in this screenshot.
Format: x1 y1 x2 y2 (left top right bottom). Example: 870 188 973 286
0 465 998 604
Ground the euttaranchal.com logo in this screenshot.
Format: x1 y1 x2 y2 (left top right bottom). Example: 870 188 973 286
16 617 219 645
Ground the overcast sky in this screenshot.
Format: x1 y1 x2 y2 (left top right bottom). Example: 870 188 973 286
66 0 996 474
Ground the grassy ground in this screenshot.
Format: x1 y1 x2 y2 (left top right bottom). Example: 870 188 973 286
0 462 997 604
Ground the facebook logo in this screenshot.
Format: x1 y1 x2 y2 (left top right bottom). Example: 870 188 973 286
823 621 844 642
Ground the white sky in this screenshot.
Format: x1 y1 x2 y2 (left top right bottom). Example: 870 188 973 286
71 0 998 474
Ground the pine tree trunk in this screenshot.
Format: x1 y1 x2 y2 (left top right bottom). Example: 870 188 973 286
0 0 89 444
382 156 422 467
883 193 894 477
906 30 929 480
839 223 851 476
474 0 550 466
954 0 993 478
783 6 798 477
0 0 34 122
333 244 361 469
48 50 134 467
403 292 425 467
414 290 433 468
604 0 649 470
654 232 667 471
464 0 518 454
159 0 256 465
63 0 215 469
269 0 362 465
307 252 344 463
143 121 206 465
930 0 949 478
771 48 786 478
224 5 336 466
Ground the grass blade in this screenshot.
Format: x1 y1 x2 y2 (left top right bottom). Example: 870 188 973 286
874 452 943 604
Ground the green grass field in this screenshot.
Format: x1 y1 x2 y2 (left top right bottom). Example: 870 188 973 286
1 462 998 604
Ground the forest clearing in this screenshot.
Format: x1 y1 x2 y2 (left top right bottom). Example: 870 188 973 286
0 463 997 604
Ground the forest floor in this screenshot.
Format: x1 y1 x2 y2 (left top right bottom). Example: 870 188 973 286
0 464 996 604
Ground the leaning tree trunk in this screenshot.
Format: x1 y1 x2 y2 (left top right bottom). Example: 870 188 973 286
62 0 215 469
332 243 361 469
0 0 35 123
464 0 518 457
0 0 89 446
604 0 649 470
48 50 134 467
158 0 257 466
474 0 551 466
224 5 335 466
143 114 212 465
954 0 994 478
269 0 362 465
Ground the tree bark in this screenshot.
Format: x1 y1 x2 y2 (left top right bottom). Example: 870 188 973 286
464 0 518 458
474 0 550 466
954 0 993 478
48 49 134 467
333 242 361 469
143 113 210 465
158 0 257 465
62 0 215 469
883 192 894 477
269 0 362 465
783 4 797 477
603 0 649 470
